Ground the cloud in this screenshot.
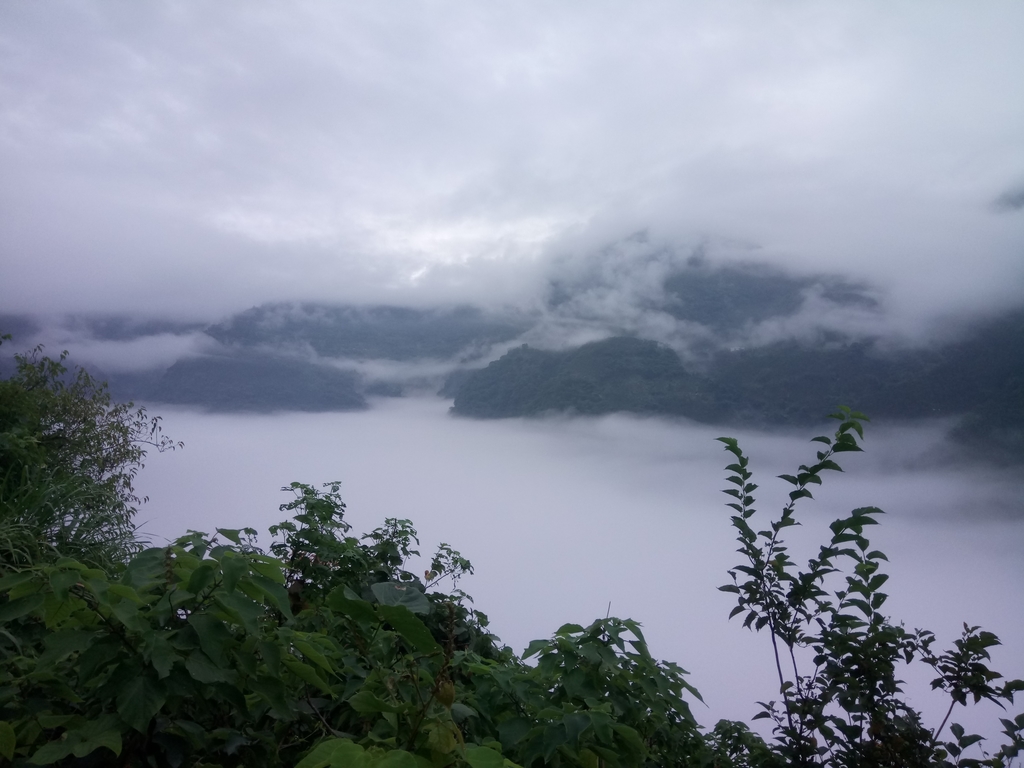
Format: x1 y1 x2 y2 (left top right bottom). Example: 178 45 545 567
1 1 1023 327
993 183 1024 213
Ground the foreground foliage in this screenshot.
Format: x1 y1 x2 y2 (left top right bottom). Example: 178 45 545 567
717 408 1024 766
0 481 718 767
0 335 178 570
0 342 1021 766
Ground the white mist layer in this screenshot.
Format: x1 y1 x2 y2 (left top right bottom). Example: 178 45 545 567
133 398 1024 744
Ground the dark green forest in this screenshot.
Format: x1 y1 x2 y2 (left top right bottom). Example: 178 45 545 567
447 311 1024 461
1 336 1023 766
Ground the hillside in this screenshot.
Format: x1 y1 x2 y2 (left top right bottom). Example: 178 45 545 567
447 311 1024 457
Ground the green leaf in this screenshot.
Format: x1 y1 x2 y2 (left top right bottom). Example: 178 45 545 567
78 637 121 682
451 702 477 723
116 674 166 733
249 555 286 584
214 591 263 634
186 650 233 683
220 555 249 592
217 528 244 545
251 675 294 720
377 604 441 654
464 745 505 768
327 587 378 624
0 571 37 592
145 631 179 679
370 582 431 615
189 613 234 666
249 574 293 618
295 639 334 674
49 569 82 597
348 689 405 714
0 594 44 623
0 721 15 761
376 750 419 768
40 629 98 665
498 718 532 748
556 623 585 634
283 656 332 695
187 563 216 595
107 584 143 604
541 724 567 761
110 599 148 632
563 713 591 747
295 737 365 768
69 715 123 759
29 740 76 765
611 723 646 757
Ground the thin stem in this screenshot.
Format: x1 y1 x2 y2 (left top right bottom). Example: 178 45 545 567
768 622 795 735
934 699 957 743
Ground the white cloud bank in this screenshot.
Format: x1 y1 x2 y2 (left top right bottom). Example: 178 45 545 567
1 1 1022 325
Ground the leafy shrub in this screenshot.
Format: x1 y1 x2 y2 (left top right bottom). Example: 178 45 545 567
717 407 1024 766
0 483 713 767
0 337 178 569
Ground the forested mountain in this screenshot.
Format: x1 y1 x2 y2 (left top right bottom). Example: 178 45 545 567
450 337 711 418
447 311 1024 457
2 260 1021 451
114 355 366 413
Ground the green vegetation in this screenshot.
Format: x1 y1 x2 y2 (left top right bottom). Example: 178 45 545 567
448 311 1024 459
716 408 1023 766
450 338 710 419
0 337 179 569
139 355 367 413
1 342 1022 766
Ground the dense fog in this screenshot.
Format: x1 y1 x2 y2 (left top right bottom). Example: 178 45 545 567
133 398 1024 740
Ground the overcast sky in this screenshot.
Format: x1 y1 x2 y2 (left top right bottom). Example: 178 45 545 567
2 1 1023 324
